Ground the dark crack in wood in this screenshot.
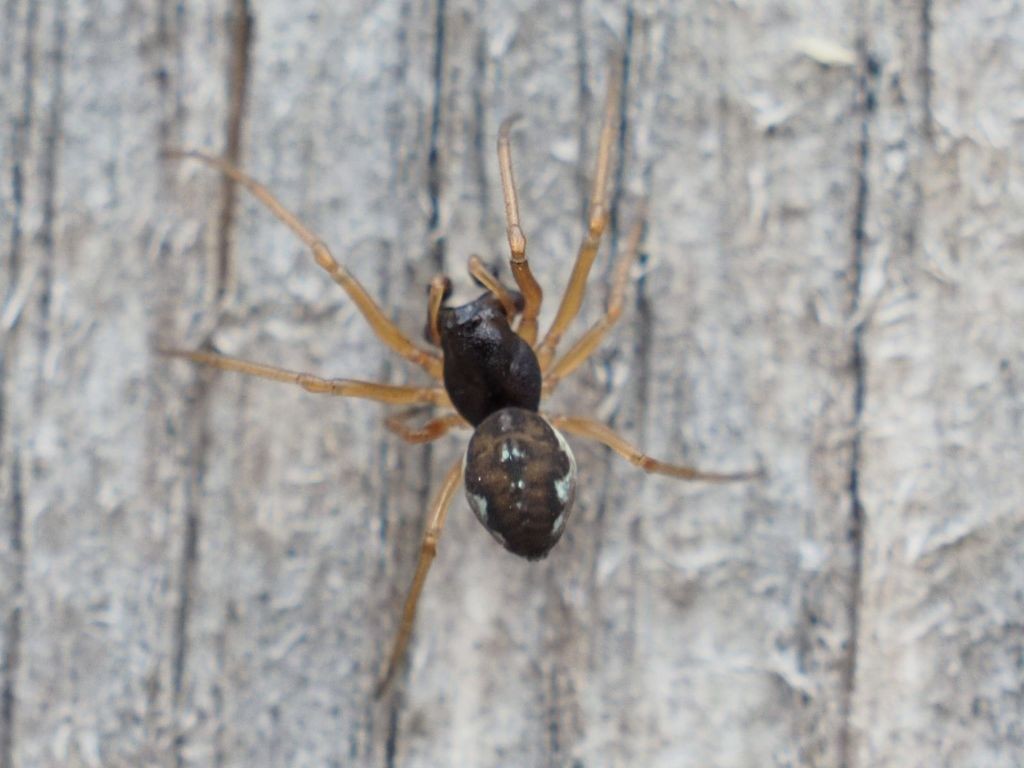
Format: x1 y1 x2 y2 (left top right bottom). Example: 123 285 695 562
0 456 24 768
426 0 447 273
33 0 66 405
215 0 253 302
837 37 878 768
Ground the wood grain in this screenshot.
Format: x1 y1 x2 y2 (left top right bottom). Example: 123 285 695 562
1 1 1021 766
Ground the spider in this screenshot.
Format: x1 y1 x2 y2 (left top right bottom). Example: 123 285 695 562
161 69 759 695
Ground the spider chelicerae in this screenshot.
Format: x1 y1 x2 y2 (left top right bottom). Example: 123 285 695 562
162 69 759 694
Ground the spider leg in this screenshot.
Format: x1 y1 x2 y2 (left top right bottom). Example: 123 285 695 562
425 275 451 348
543 205 645 394
376 457 463 696
385 411 468 444
497 117 543 344
535 63 621 371
549 415 763 482
163 149 443 380
467 255 520 318
160 349 450 406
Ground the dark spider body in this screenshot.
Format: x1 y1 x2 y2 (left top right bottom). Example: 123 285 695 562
438 293 541 426
438 292 576 559
464 407 576 559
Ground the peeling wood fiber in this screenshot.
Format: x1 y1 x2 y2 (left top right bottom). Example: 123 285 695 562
1 1 1022 766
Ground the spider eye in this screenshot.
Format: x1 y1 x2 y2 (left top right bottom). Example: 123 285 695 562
463 408 577 560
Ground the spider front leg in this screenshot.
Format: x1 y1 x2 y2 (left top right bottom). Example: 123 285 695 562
163 149 443 379
376 457 463 696
549 415 762 481
160 349 449 406
543 205 646 394
497 117 543 344
535 63 621 371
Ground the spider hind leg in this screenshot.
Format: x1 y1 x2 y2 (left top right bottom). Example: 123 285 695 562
376 457 463 696
550 415 763 482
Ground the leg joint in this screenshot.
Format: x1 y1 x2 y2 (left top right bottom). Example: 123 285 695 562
588 204 608 237
507 225 527 262
311 240 336 270
421 530 440 557
297 373 328 392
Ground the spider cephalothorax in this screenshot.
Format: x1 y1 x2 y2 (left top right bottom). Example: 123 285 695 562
162 64 759 696
438 291 541 426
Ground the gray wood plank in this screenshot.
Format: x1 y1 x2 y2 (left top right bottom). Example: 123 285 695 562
854 1 1024 765
625 4 865 766
1 1 231 765
2 0 1021 766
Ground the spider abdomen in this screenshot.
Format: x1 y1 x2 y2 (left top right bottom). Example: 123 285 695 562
463 407 577 560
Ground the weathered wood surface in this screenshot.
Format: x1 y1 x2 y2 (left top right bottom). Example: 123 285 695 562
2 0 1021 766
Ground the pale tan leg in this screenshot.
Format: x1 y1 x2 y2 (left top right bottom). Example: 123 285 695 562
163 149 443 379
385 411 468 444
467 255 519 318
426 275 451 348
543 206 645 393
160 349 450 406
535 64 621 371
550 415 763 482
497 117 543 344
376 458 463 696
